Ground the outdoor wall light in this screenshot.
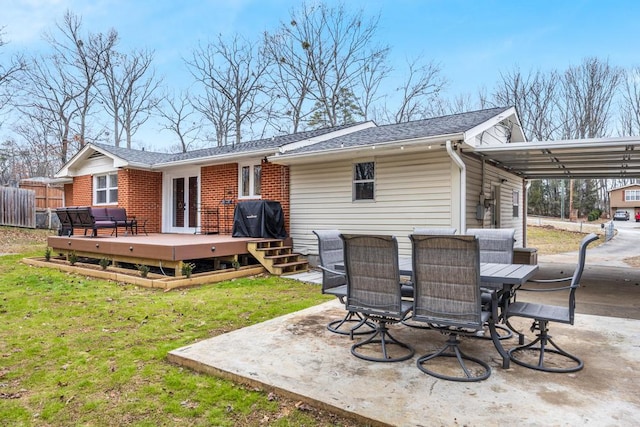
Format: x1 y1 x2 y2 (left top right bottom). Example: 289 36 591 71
68 241 72 245
129 246 133 251
211 246 216 252
95 243 99 248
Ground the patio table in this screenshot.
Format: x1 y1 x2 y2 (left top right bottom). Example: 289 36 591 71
336 258 538 368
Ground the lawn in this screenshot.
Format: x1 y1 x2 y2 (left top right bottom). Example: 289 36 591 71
0 224 598 426
0 227 357 426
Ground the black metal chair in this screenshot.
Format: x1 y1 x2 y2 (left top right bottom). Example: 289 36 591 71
410 234 493 381
401 227 457 328
506 233 599 373
342 234 414 362
467 228 516 340
313 230 375 336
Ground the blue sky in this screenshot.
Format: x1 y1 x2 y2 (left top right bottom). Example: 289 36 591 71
2 0 639 148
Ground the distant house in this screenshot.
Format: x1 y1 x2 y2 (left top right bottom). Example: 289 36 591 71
609 184 640 220
55 106 528 258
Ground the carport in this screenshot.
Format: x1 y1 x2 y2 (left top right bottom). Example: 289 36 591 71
472 136 640 179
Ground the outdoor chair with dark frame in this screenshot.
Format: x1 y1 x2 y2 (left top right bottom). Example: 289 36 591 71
342 234 414 362
467 228 516 340
410 234 495 382
506 232 599 373
313 230 375 336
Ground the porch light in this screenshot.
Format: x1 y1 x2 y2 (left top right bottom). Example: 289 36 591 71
129 246 134 251
211 246 216 252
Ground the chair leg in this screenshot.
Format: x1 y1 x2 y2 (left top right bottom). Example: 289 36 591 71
474 323 513 341
508 320 583 373
416 334 491 382
350 319 415 363
327 311 376 336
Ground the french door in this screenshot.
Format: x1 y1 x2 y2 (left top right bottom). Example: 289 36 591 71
165 171 199 233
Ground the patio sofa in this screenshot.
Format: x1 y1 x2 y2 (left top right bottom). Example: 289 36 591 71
55 207 136 237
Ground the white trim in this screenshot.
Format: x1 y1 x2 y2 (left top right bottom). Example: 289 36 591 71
162 167 201 234
237 159 262 200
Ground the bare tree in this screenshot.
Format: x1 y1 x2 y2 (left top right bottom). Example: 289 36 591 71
0 27 27 120
560 57 623 139
492 68 560 141
392 56 446 123
276 2 383 127
357 46 390 121
17 52 81 165
99 47 161 148
156 90 202 152
186 34 270 146
619 66 640 136
45 11 116 147
263 29 315 133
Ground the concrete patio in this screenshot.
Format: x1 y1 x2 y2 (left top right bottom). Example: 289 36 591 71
168 257 640 426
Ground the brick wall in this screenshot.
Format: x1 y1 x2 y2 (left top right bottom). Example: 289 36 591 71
118 169 162 233
261 162 290 229
63 183 74 206
72 175 93 206
201 163 238 233
200 162 291 232
67 162 291 235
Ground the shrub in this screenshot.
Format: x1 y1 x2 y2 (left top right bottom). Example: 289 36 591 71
68 251 78 266
587 209 602 221
99 258 110 270
136 264 150 278
181 262 196 278
44 247 51 261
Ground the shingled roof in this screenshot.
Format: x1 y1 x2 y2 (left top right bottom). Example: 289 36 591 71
91 123 363 167
278 107 512 156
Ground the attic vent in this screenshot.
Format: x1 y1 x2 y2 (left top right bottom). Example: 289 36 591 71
89 151 105 160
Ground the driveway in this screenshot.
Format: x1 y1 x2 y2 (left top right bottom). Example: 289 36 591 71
540 218 640 268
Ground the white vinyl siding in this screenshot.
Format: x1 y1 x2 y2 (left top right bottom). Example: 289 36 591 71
464 155 524 247
289 150 454 258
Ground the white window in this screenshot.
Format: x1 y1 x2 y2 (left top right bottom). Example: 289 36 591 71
353 161 375 201
512 190 520 218
94 172 118 205
625 189 640 201
239 163 262 199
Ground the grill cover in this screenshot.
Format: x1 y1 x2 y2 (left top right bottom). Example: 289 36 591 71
232 200 287 239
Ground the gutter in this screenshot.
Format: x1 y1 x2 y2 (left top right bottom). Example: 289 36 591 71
270 133 464 164
446 140 466 232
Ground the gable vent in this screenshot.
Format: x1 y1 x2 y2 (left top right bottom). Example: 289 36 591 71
89 151 106 160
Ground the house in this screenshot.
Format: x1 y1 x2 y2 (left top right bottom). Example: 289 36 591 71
54 106 528 260
609 184 640 220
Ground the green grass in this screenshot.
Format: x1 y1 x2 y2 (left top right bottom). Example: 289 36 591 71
0 245 358 426
0 225 599 426
527 225 604 255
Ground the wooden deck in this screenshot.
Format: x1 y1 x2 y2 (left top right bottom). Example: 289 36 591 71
46 233 306 277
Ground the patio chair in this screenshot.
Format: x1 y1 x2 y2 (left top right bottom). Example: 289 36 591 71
401 227 457 328
313 230 375 336
466 228 516 340
342 234 414 362
410 234 493 381
506 233 599 373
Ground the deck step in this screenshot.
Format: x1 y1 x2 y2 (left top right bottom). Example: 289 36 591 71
246 239 308 276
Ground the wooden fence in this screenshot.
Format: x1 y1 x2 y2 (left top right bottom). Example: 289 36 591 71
0 187 36 228
19 181 64 210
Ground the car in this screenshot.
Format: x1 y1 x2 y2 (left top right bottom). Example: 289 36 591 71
614 210 630 221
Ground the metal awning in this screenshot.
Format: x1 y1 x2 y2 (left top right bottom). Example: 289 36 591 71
472 137 640 179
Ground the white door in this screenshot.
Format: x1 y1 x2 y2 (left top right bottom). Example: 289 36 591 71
164 171 199 233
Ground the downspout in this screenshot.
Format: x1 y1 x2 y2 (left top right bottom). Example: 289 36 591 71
524 180 531 246
446 140 466 232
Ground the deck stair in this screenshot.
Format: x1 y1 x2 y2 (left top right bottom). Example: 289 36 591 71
247 239 308 275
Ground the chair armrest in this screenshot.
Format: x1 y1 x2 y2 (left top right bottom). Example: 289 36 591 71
518 277 573 292
318 265 346 277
